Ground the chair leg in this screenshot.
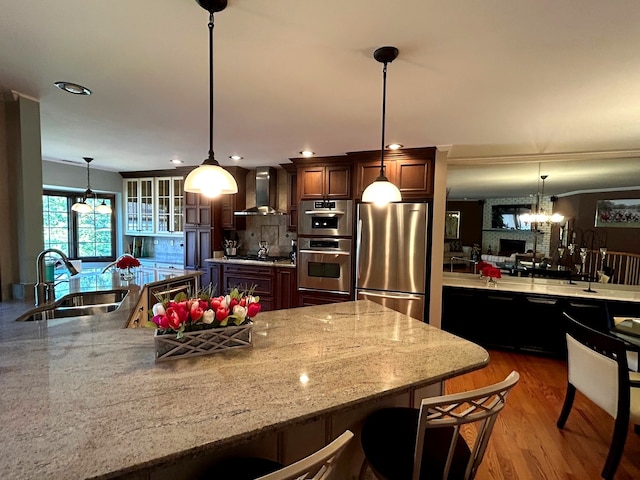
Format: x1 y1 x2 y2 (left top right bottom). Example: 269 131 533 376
601 412 630 480
557 383 576 428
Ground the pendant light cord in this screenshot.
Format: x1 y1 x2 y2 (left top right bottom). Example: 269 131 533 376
208 12 215 162
379 61 388 178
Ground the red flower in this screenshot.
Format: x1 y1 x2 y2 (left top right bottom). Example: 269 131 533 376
247 302 261 318
116 255 141 269
481 266 502 279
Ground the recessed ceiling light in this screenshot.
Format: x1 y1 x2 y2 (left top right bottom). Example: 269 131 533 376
229 155 243 161
170 158 183 165
386 143 403 150
300 150 315 157
54 81 92 96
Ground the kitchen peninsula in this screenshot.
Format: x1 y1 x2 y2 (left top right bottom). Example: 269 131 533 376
442 272 640 356
0 292 488 479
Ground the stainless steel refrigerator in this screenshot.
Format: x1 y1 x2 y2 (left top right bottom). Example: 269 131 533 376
356 202 429 321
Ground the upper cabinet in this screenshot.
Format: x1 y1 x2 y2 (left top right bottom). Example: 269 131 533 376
353 148 436 201
184 192 212 227
124 178 155 235
296 164 351 201
155 177 184 236
281 163 297 232
218 166 248 231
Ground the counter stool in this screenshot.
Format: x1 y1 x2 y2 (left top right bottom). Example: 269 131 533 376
360 371 519 480
199 429 353 480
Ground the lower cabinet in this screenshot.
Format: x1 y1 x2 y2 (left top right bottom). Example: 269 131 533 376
218 264 299 312
275 267 298 310
224 264 275 311
442 286 640 357
184 227 212 288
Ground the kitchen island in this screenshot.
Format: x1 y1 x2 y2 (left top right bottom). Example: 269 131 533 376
0 292 488 480
442 272 640 356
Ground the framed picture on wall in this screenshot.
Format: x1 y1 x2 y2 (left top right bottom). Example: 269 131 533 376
595 199 640 228
445 211 461 239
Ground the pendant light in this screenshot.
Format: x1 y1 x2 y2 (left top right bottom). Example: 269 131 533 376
361 46 402 206
72 157 96 213
72 157 112 214
183 0 238 198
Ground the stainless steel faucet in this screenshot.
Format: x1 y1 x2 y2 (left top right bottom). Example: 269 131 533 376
35 249 80 306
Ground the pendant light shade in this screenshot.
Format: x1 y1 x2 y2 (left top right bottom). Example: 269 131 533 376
96 199 112 214
184 0 238 198
361 46 402 207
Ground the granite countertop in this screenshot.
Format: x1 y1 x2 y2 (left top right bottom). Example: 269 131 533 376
0 298 488 480
443 271 640 302
204 257 296 268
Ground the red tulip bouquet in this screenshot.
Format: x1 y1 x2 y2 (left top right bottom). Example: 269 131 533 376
151 285 261 339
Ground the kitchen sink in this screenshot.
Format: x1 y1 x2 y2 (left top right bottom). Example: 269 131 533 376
16 289 128 322
56 290 128 307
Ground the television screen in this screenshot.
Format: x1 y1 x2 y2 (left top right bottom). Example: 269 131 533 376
491 204 532 230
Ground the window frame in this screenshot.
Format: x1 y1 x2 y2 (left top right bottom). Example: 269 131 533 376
43 189 117 262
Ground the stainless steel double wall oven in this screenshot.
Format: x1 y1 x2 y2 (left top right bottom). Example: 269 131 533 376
297 199 353 296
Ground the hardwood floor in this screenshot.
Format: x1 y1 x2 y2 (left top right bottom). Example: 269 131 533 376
446 349 640 479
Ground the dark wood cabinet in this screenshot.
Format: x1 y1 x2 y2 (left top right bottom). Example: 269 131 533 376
208 263 222 294
275 267 298 309
184 192 212 227
208 263 299 311
281 163 298 232
218 166 248 231
184 227 212 288
297 165 351 200
441 286 640 357
354 149 435 201
223 264 275 312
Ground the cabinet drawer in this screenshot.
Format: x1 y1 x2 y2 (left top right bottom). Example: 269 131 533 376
225 274 273 295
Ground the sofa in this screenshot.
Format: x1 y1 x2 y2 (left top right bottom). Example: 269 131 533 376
444 241 471 265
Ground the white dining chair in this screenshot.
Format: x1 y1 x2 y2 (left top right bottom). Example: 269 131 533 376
557 314 640 480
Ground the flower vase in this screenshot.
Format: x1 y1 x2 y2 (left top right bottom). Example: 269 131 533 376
120 267 135 281
486 277 498 287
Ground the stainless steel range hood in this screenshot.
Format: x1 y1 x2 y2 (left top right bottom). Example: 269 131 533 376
234 166 286 216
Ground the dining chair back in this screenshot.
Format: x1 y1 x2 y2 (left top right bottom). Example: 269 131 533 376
256 430 353 480
360 371 519 480
199 430 354 480
557 313 640 480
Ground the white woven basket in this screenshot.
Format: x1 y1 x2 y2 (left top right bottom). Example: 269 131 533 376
154 322 253 362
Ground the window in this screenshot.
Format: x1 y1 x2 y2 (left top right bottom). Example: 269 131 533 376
43 190 116 261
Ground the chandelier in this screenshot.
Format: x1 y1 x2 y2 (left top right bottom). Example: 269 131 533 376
519 175 564 225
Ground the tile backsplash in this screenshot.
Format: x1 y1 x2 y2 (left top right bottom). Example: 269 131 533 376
227 216 296 257
124 235 184 264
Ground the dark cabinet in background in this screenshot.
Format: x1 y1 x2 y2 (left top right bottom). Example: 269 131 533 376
296 164 351 200
353 148 435 201
184 227 212 288
219 167 248 231
281 163 298 232
184 192 212 227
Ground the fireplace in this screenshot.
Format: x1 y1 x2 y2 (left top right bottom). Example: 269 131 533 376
499 239 526 256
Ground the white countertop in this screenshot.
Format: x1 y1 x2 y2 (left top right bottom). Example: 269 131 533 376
443 271 640 302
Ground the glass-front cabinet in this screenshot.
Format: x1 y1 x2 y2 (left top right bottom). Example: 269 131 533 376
125 178 154 235
155 177 184 236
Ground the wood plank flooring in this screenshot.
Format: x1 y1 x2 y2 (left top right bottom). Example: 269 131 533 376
446 349 640 480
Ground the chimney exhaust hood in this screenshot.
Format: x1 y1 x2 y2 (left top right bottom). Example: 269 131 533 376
234 166 286 216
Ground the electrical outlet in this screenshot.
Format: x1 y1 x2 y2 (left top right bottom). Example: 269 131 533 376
153 240 159 245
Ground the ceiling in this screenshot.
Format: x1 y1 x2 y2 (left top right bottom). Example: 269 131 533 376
2 0 640 199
